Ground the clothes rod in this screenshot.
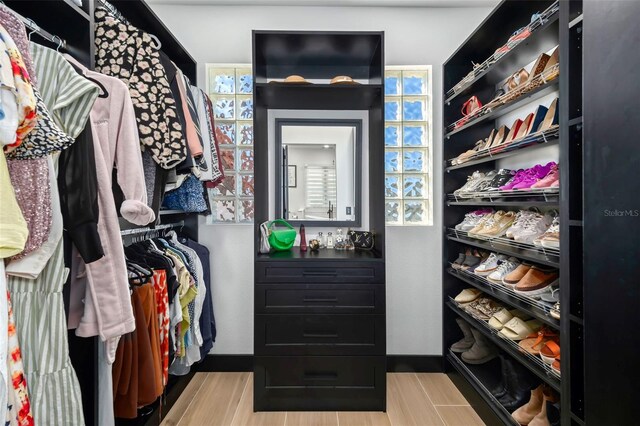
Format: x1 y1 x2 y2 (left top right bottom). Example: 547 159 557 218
120 221 184 236
0 2 67 49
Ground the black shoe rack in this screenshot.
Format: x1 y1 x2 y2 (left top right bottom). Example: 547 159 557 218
441 1 586 425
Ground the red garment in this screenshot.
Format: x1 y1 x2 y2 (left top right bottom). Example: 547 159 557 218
152 269 169 386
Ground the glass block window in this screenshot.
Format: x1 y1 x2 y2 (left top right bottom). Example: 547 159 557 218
384 66 432 226
205 64 254 223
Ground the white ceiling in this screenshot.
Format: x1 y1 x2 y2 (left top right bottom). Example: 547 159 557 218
147 0 498 7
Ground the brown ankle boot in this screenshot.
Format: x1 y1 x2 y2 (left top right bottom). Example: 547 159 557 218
512 384 544 425
529 387 559 426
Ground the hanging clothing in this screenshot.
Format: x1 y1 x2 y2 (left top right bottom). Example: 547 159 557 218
174 68 206 173
151 269 170 386
4 288 34 426
191 86 224 185
63 57 153 344
183 237 216 357
0 23 37 150
94 6 186 169
0 149 27 259
0 6 37 86
57 123 103 264
162 173 209 213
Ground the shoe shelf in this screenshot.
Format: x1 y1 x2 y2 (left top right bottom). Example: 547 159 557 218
445 1 560 103
446 128 559 171
448 188 559 204
447 267 560 329
446 350 520 426
448 200 558 207
446 229 560 267
447 299 562 392
445 69 559 139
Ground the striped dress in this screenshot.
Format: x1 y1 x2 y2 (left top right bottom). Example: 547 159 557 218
7 43 99 425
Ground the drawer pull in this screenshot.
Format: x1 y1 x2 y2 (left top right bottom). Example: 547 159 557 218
303 371 338 381
303 297 338 303
303 331 338 338
302 271 338 277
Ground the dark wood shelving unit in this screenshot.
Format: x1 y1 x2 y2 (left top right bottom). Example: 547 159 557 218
445 135 559 171
441 2 582 424
445 9 559 104
253 31 386 412
255 83 382 110
446 269 560 329
447 301 562 392
447 351 519 426
446 234 560 267
447 200 558 207
445 80 559 139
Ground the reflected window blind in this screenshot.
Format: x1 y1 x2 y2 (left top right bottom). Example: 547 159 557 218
305 166 337 208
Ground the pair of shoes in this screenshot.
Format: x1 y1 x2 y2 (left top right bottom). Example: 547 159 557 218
533 216 560 248
453 288 483 304
490 354 540 412
469 210 517 238
465 297 504 321
506 210 555 244
452 318 499 364
499 162 558 191
452 250 489 272
518 326 558 355
453 171 487 196
487 256 520 283
499 317 542 341
512 384 560 425
488 308 530 330
455 208 494 231
501 46 560 103
504 264 559 297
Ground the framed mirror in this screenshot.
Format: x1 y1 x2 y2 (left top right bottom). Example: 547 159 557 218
275 119 362 227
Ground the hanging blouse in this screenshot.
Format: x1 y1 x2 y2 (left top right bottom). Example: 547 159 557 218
191 86 224 184
0 149 27 258
0 23 36 150
0 6 37 85
94 6 186 169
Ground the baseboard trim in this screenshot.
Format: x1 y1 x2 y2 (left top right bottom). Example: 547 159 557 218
197 355 444 373
387 355 444 372
197 355 254 372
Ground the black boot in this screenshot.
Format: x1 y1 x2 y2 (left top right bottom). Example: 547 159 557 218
488 354 509 399
497 357 538 412
547 400 561 426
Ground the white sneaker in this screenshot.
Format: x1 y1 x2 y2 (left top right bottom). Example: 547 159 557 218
455 209 494 232
454 171 485 197
512 212 554 244
534 216 560 248
474 253 508 276
487 257 520 283
505 210 539 239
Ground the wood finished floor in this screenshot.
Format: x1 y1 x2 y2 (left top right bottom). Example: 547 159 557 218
161 373 485 426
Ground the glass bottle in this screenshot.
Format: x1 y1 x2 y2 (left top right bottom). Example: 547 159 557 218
335 228 345 250
299 224 307 252
327 232 335 249
318 232 326 248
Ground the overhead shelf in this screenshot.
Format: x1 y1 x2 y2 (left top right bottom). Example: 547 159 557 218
254 83 382 110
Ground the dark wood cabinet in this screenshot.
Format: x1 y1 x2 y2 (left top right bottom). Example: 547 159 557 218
253 31 386 411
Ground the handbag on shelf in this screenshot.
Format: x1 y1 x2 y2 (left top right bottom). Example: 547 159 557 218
267 219 297 252
347 230 375 251
259 221 271 254
461 95 482 117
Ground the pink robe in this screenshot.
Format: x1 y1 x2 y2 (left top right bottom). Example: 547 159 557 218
64 56 155 344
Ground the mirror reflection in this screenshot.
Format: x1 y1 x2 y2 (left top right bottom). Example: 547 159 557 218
278 122 360 224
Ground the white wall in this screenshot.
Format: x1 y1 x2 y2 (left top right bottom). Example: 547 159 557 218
149 3 493 355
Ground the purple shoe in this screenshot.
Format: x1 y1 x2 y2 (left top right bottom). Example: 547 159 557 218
499 169 526 191
512 162 556 190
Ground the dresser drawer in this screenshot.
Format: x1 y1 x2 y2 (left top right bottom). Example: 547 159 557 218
255 314 385 356
254 355 386 411
255 284 384 314
256 261 385 284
